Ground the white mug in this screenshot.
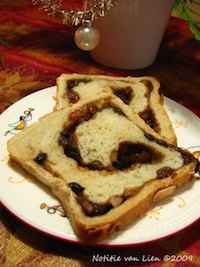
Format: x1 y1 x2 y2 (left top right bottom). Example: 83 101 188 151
91 0 175 69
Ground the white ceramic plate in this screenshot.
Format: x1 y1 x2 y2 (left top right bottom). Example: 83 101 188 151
0 86 199 247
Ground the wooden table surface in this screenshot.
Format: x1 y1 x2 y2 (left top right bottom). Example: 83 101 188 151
0 1 199 266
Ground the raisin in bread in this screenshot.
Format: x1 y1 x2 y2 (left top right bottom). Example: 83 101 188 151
56 73 176 143
7 94 197 242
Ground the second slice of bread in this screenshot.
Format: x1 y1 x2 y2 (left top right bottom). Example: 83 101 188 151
56 73 177 143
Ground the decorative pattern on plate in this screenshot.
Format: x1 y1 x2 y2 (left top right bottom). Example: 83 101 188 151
172 118 189 128
40 203 65 217
144 195 186 221
144 206 163 221
7 176 26 184
4 108 34 136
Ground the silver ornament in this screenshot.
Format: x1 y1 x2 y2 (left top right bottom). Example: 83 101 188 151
74 20 100 51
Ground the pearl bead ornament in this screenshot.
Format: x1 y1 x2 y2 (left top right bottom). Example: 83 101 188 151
74 20 100 51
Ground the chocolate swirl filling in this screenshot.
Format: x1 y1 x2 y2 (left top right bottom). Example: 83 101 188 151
66 78 91 104
58 103 162 172
139 79 159 132
68 182 113 217
65 78 159 132
59 102 195 173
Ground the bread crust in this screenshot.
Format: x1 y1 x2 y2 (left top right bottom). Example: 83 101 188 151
52 164 194 242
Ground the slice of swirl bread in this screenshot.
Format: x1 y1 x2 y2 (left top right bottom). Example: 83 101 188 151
56 73 176 143
7 94 197 242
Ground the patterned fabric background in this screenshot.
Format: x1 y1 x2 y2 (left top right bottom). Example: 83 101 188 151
0 1 199 266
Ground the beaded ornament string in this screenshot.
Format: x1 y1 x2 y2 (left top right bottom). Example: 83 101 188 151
32 0 116 50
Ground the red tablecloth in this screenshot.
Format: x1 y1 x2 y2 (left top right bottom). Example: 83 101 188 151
0 1 200 266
